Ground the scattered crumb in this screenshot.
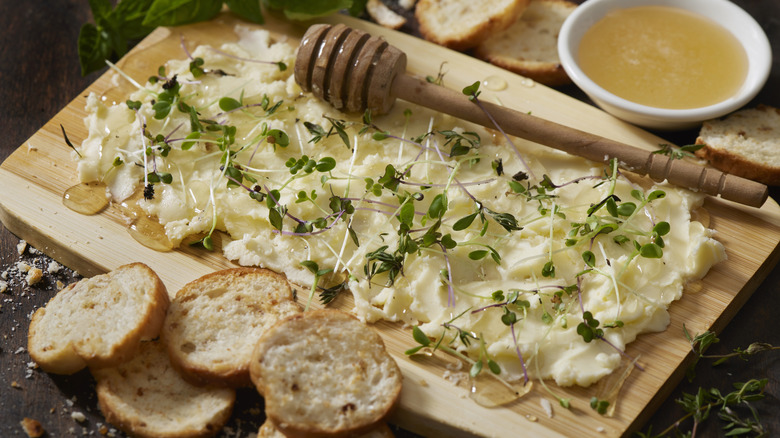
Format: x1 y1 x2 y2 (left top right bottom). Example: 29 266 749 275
17 240 28 255
596 426 606 433
11 380 22 389
26 267 44 286
0 280 7 293
71 411 87 423
418 379 429 387
540 398 553 418
442 370 469 387
20 417 45 438
47 260 62 274
445 360 463 371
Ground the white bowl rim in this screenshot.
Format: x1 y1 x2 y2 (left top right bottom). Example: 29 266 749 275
558 0 772 123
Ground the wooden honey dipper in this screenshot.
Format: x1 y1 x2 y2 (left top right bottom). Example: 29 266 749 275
294 23 768 208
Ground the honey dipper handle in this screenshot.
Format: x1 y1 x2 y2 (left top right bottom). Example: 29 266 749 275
393 75 768 207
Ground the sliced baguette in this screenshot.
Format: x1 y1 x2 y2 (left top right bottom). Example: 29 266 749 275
258 418 395 438
415 0 529 50
92 340 235 438
695 105 780 186
163 267 300 388
27 262 168 374
367 0 407 30
475 0 577 86
250 310 402 438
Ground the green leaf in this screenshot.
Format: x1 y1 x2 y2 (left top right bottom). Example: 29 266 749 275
582 250 596 267
300 260 319 273
462 80 481 99
398 202 415 227
265 0 354 20
440 234 457 249
219 96 242 111
224 0 265 23
113 0 156 40
653 221 671 236
78 23 112 76
469 250 488 260
428 193 448 219
452 212 477 231
315 156 336 172
181 131 200 150
412 326 430 346
640 243 663 258
143 0 223 27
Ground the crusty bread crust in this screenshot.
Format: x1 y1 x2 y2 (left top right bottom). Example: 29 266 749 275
475 0 577 86
93 340 235 438
258 419 395 438
415 0 529 50
250 310 402 438
695 105 780 186
163 267 300 388
27 263 168 374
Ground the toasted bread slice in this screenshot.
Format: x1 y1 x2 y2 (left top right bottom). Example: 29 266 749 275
695 105 780 186
367 0 407 29
415 0 529 50
250 310 402 438
163 267 300 388
475 0 577 86
92 340 236 438
258 418 395 438
27 263 168 374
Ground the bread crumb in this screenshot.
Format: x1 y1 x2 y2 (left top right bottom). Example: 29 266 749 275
47 260 62 274
16 261 30 273
596 426 606 433
419 379 429 387
11 380 22 389
442 370 469 387
17 240 27 255
20 417 45 438
26 267 44 286
540 398 553 418
0 280 7 293
71 411 87 423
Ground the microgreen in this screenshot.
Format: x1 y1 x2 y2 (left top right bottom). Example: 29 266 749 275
653 143 704 160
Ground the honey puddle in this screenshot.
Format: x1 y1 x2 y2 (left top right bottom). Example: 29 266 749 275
63 184 173 252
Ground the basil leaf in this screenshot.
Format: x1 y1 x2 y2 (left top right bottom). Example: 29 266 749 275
78 23 112 76
143 0 223 27
114 0 156 40
265 0 353 20
224 0 265 24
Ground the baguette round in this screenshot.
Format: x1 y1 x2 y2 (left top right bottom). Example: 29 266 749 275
92 340 235 438
163 267 300 388
475 0 577 87
695 105 780 186
258 419 395 438
27 262 169 374
250 310 402 438
415 0 529 50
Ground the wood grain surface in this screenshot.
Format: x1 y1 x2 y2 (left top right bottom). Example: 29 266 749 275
1 1 779 438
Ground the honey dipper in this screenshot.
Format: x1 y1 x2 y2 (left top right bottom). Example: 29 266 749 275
294 23 768 208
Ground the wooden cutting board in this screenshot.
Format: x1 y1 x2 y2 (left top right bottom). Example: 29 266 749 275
1 12 779 438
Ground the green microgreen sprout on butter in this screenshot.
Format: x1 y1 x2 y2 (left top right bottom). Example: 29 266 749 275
74 27 726 410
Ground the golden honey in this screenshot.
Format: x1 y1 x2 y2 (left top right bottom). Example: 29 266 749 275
577 6 748 109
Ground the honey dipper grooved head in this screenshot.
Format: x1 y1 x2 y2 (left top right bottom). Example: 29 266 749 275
295 23 407 115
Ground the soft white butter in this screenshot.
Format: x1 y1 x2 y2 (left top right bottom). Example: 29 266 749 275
77 27 725 387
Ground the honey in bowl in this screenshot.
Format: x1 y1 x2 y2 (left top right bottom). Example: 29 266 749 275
577 5 748 110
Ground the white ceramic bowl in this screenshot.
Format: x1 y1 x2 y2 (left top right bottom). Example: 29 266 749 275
558 0 772 130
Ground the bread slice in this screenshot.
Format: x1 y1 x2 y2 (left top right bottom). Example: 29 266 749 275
475 0 577 86
163 267 300 388
367 0 407 30
27 263 168 374
250 310 402 438
415 0 529 50
695 105 780 186
92 340 235 438
258 418 395 438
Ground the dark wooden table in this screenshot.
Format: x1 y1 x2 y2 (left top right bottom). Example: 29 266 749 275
1 1 777 437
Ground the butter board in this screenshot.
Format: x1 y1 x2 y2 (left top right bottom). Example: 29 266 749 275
1 12 779 438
